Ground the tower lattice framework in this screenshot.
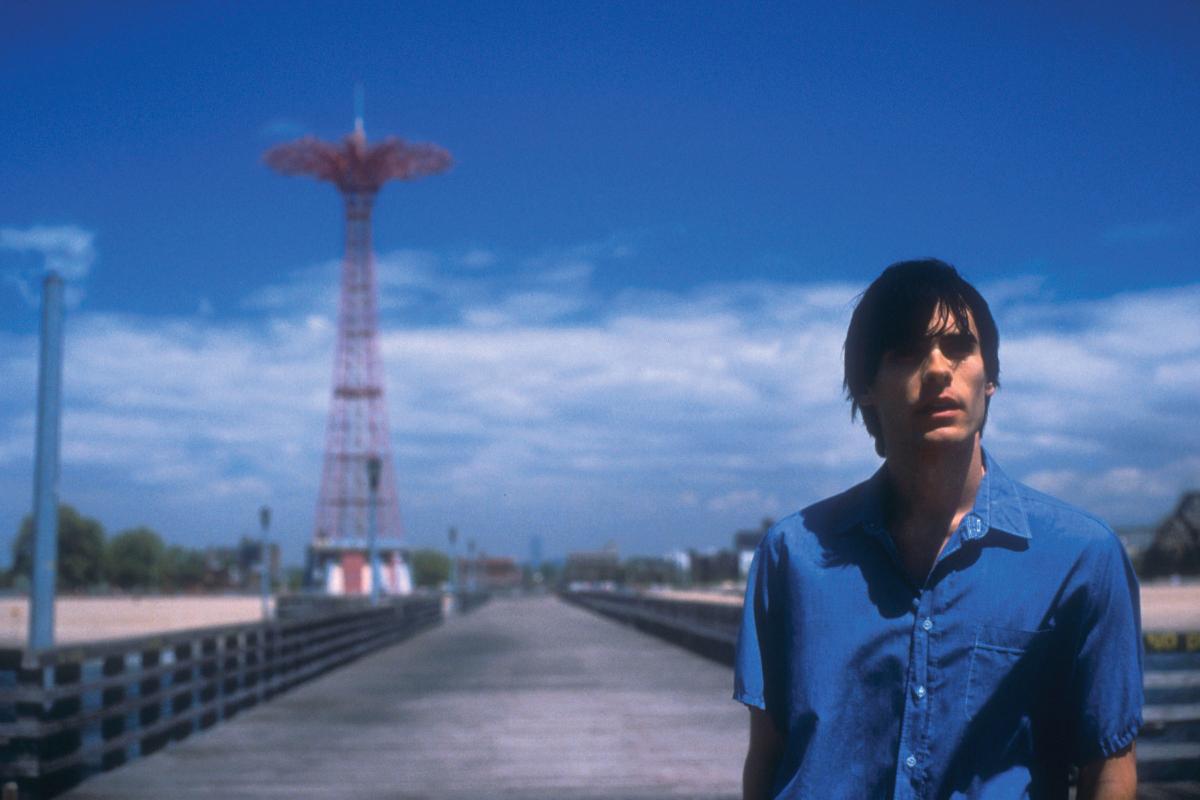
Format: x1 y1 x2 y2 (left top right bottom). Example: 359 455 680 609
265 118 451 561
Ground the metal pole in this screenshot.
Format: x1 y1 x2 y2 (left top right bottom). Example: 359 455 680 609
367 457 382 606
447 526 458 613
29 272 64 651
467 539 476 593
448 527 458 594
259 506 271 620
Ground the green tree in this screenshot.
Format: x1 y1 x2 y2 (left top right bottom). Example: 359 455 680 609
11 504 106 591
162 545 207 592
284 565 306 592
409 548 451 588
106 527 166 590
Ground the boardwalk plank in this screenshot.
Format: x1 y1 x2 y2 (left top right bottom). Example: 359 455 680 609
60 596 744 800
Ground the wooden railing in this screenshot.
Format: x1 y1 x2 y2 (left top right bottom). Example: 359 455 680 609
0 595 442 799
563 589 1200 786
454 590 491 615
562 590 740 662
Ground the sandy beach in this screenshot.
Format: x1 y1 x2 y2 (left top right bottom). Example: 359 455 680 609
0 595 269 646
1 582 1196 648
654 581 1200 632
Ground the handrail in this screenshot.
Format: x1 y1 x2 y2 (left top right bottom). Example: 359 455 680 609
0 594 444 799
562 588 1200 786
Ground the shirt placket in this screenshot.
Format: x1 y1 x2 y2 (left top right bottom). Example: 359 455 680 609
862 521 935 800
892 588 934 800
890 513 986 799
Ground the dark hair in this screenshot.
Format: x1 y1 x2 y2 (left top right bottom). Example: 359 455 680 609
843 259 1000 456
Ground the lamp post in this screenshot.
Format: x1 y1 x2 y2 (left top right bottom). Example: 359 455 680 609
447 526 459 601
29 272 64 651
259 506 271 621
367 456 382 606
467 538 476 593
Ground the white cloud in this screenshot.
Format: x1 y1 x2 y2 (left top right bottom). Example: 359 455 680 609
1101 209 1199 244
1 241 1197 561
459 248 496 269
0 225 95 280
259 118 309 139
242 245 603 327
462 290 588 327
978 275 1050 308
0 224 96 306
538 261 594 285
992 285 1200 466
707 489 781 514
1024 457 1200 524
1155 359 1200 391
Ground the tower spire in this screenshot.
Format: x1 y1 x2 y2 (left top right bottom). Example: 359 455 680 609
354 84 365 137
264 116 451 595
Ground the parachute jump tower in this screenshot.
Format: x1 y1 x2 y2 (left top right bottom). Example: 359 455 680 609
265 101 451 595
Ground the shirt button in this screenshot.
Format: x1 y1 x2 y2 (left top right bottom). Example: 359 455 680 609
922 618 933 631
905 755 917 768
915 685 926 699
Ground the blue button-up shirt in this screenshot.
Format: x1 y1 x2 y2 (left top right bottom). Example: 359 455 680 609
734 451 1143 799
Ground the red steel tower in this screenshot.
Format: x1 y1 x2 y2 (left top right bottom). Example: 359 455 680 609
265 111 451 595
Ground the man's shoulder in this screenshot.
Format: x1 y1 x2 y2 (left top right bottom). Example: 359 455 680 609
997 469 1124 556
1009 476 1112 533
763 477 878 552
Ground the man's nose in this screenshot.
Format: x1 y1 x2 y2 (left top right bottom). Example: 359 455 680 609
922 347 953 384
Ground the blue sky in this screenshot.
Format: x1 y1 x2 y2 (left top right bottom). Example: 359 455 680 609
1 2 1198 564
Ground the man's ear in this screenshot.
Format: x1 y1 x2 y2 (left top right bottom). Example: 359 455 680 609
985 382 996 399
857 391 875 408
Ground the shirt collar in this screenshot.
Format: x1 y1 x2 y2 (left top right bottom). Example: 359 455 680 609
836 448 1032 541
977 449 1032 540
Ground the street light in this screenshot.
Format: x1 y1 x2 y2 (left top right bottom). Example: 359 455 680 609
367 456 382 606
29 273 65 651
448 526 459 599
467 538 476 593
259 506 271 621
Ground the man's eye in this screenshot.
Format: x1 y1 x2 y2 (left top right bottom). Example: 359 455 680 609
941 335 977 359
889 343 924 361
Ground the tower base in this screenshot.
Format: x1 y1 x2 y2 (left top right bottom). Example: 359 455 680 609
306 540 413 596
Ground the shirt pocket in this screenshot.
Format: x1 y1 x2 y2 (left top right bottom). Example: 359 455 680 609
963 625 1051 721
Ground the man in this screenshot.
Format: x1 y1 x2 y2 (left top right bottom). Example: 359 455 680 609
735 260 1142 799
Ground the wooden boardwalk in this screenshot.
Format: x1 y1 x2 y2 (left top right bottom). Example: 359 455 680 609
59 596 745 800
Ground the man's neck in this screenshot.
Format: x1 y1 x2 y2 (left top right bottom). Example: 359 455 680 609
882 437 986 583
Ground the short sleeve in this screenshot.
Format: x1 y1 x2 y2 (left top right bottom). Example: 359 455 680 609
1068 531 1144 764
734 534 783 722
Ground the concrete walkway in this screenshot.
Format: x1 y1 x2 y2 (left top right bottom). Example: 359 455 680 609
61 596 745 800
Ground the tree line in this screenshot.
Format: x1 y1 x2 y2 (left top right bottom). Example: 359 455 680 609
4 504 467 594
4 504 249 593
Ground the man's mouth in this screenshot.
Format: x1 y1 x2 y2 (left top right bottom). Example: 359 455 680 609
918 397 961 414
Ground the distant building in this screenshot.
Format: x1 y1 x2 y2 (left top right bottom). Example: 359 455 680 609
1116 525 1157 563
664 549 691 576
454 555 522 592
733 529 765 552
306 541 413 596
734 519 773 580
239 537 281 587
688 547 739 585
480 556 522 591
196 538 280 591
563 549 621 585
1140 491 1200 578
622 556 680 586
529 535 544 571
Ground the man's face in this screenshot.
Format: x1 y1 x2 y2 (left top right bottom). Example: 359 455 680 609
859 306 995 456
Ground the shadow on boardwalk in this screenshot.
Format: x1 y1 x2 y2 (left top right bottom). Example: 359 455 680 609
60 596 744 800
